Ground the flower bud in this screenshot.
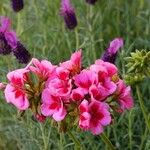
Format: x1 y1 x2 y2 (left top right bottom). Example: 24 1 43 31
12 41 31 64
86 0 98 5
11 0 24 12
0 32 12 55
102 38 123 63
60 0 77 30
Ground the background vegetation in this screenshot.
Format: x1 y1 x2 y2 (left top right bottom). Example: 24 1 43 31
0 0 150 149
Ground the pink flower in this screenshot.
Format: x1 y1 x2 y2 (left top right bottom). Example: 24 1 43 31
41 88 67 121
74 70 98 94
79 100 111 135
89 77 117 101
79 100 90 130
46 78 72 100
56 67 70 80
71 88 85 101
95 60 118 78
29 58 56 80
116 80 134 111
0 16 17 49
60 50 82 75
4 68 29 110
46 67 72 100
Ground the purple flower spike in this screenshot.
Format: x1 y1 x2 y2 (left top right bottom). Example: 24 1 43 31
86 0 98 5
11 0 24 12
0 33 12 55
0 17 17 55
12 41 31 64
60 0 77 30
101 38 123 64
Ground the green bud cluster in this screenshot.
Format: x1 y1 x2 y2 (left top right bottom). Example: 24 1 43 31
124 50 150 85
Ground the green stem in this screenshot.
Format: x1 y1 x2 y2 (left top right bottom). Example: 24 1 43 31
128 109 133 150
75 28 79 50
39 123 47 150
136 86 150 131
100 133 116 150
59 132 64 150
67 130 82 150
139 126 148 150
17 13 22 36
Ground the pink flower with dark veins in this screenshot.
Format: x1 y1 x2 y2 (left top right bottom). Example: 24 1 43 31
116 80 134 111
29 58 56 80
60 50 82 75
41 88 67 121
4 68 29 110
47 78 72 100
95 59 118 78
74 69 98 94
79 100 111 135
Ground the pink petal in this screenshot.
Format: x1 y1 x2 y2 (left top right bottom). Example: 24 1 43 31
41 103 55 116
56 67 69 80
52 101 66 121
95 60 118 77
104 79 117 95
71 88 85 101
100 109 111 126
4 84 29 110
79 112 91 130
79 99 89 113
90 124 104 135
71 49 82 67
74 70 97 91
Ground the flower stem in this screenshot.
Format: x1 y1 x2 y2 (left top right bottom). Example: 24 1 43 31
136 86 150 131
100 133 116 150
67 130 82 150
75 28 79 50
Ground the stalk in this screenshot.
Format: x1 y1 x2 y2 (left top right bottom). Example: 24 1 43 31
100 133 116 150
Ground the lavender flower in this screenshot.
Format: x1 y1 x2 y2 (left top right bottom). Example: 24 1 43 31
12 41 31 64
11 0 24 12
0 32 12 55
0 16 31 64
101 38 123 63
0 17 17 55
86 0 98 5
60 0 77 30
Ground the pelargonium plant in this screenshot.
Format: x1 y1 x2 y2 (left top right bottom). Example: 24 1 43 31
0 16 31 63
0 38 134 149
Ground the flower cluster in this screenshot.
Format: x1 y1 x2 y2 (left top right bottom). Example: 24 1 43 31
3 39 133 135
0 16 31 63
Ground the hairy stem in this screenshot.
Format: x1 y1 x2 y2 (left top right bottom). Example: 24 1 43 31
136 86 150 131
67 130 82 150
100 133 116 150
